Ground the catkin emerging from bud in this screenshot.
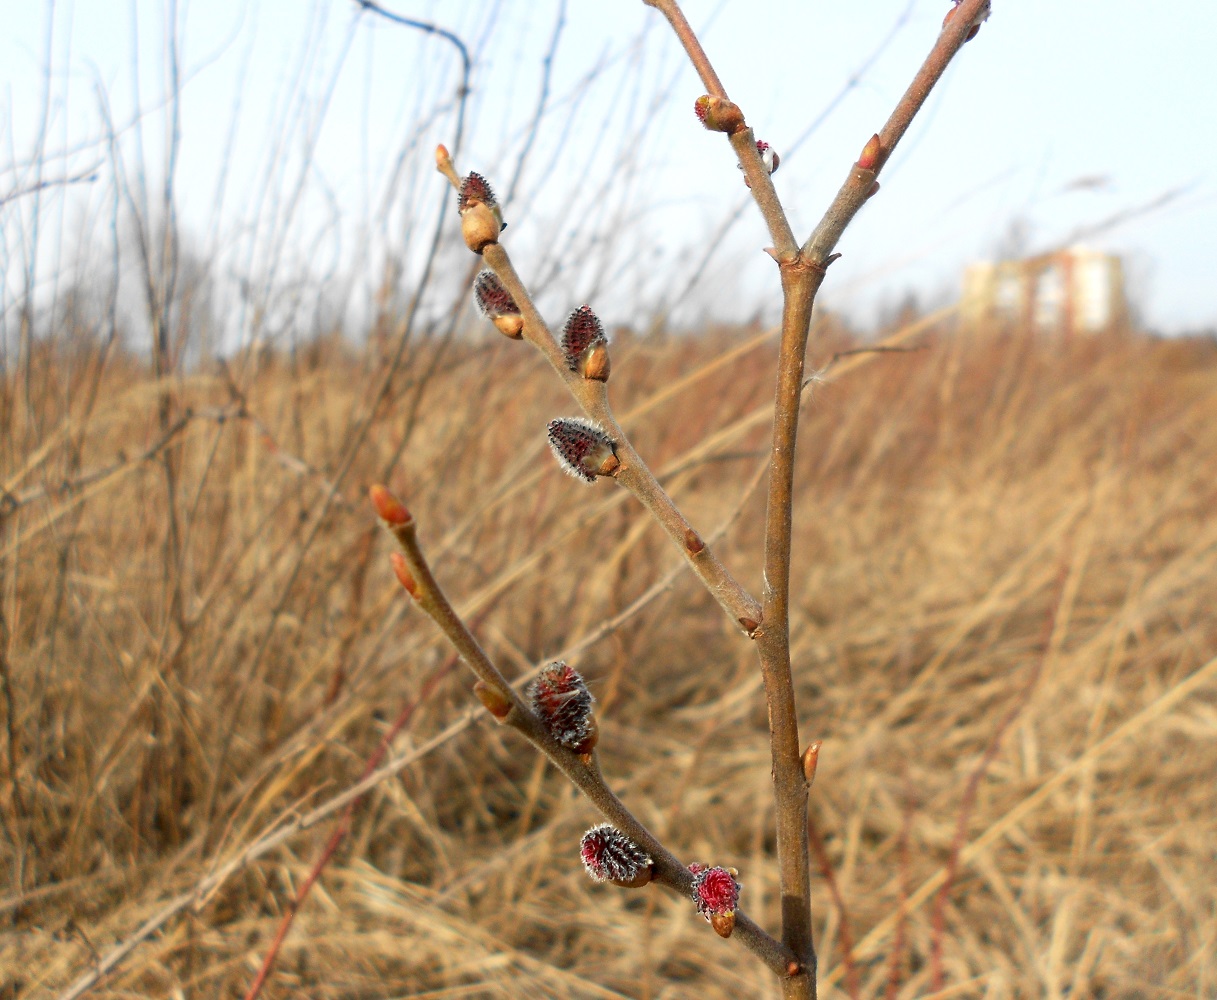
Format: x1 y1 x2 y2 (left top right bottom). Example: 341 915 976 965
529 661 596 753
561 305 609 379
741 141 780 189
547 418 619 483
580 824 653 887
473 270 523 339
689 864 741 921
693 95 745 134
458 172 503 253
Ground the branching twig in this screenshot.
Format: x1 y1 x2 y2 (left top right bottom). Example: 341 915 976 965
645 4 993 998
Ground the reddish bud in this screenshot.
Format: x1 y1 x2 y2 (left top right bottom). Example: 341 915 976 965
474 680 512 720
388 552 418 597
857 133 881 171
738 617 759 636
802 741 822 786
370 484 412 525
529 661 596 753
684 528 704 555
474 270 523 339
690 865 741 922
943 1 988 41
694 95 745 134
580 824 653 888
547 418 619 483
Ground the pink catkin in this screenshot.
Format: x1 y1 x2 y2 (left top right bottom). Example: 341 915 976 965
691 865 740 918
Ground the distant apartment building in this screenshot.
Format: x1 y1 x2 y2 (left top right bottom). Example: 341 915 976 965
962 247 1128 336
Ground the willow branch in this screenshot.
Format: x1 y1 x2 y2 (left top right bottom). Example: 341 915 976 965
374 491 799 978
437 165 763 632
803 0 991 263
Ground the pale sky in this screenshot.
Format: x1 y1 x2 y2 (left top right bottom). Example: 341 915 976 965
3 0 1216 344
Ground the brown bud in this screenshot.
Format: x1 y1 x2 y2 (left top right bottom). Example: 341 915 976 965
684 528 705 555
582 341 611 382
866 181 881 200
710 910 736 938
802 741 822 786
857 133 881 170
573 713 599 757
492 314 524 339
461 202 500 254
389 552 418 598
473 680 512 721
610 864 655 889
738 617 759 636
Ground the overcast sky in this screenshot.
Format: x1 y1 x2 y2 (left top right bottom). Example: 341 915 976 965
3 0 1216 340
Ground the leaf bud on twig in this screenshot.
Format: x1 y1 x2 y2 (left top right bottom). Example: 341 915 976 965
580 824 654 888
547 418 620 483
369 484 412 526
694 94 746 134
802 741 822 786
473 680 512 721
528 661 597 754
473 270 524 339
561 305 610 380
856 133 882 171
388 552 418 598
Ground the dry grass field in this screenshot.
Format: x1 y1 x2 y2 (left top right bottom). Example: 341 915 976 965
2 316 1216 998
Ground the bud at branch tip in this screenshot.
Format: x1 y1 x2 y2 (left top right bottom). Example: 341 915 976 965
370 484 412 525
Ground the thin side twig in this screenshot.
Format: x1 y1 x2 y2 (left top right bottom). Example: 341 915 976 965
376 494 800 978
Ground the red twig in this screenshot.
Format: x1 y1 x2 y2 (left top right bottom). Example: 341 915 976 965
808 815 860 1000
242 654 459 1000
883 790 916 1000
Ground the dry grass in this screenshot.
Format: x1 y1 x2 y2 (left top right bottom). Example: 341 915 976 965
2 319 1216 999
